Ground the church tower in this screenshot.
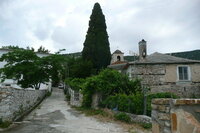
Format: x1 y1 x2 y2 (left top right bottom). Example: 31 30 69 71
110 50 124 64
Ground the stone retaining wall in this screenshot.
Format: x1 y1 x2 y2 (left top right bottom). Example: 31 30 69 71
152 98 200 133
0 87 47 121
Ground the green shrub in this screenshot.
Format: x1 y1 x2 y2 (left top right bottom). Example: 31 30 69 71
0 118 11 128
81 81 94 107
101 92 179 116
63 86 68 95
81 69 142 108
46 91 52 97
66 95 70 101
146 92 179 116
73 107 109 117
85 109 108 116
114 112 131 123
101 93 143 115
139 123 152 129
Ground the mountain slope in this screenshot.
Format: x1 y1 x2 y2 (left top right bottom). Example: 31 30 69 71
124 50 200 61
167 50 200 60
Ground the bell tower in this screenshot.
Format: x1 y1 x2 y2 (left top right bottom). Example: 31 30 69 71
110 50 124 64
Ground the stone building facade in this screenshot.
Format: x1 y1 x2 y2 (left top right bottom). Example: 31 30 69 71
126 56 200 97
109 40 200 97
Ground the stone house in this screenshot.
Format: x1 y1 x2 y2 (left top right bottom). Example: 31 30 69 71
109 40 200 97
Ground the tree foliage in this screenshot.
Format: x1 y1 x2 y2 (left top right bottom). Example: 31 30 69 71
65 78 86 91
80 69 141 107
65 57 93 79
41 53 66 86
82 3 111 70
1 45 35 51
0 49 65 89
37 46 50 53
1 45 51 54
169 50 200 60
1 45 23 50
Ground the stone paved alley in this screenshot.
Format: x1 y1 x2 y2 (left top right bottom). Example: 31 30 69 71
3 88 128 133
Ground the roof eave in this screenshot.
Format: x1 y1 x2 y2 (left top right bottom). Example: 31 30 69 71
129 62 200 65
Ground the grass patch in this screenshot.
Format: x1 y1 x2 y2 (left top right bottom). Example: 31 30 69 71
0 118 12 128
74 107 109 117
46 91 52 97
138 122 152 129
114 112 131 123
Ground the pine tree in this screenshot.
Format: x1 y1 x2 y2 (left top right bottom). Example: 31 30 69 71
82 3 111 70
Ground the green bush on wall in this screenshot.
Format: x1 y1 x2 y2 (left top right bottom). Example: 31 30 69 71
65 78 85 91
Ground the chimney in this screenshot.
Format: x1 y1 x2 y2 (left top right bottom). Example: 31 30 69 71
139 39 147 60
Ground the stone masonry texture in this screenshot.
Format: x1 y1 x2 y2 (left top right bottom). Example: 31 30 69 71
0 87 47 121
152 98 200 133
130 64 200 98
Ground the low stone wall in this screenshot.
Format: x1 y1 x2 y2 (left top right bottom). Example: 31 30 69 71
0 87 47 121
152 98 200 133
125 112 152 124
68 87 83 107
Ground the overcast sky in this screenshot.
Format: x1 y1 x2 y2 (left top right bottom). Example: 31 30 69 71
0 0 200 55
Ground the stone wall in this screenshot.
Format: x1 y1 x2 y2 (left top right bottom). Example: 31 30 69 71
152 98 200 133
151 83 200 98
67 88 102 108
130 64 166 86
0 87 47 121
68 87 83 107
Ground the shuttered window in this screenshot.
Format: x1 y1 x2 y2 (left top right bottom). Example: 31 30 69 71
178 66 189 80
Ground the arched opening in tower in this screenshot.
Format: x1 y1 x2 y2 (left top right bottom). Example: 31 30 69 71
117 56 121 61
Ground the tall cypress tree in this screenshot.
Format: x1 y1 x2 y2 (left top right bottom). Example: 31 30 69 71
82 3 111 70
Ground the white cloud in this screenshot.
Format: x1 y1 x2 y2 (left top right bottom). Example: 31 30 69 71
0 0 199 55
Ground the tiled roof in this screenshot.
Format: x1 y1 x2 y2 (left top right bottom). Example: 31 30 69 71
108 63 128 70
113 50 124 54
130 52 200 64
111 60 127 65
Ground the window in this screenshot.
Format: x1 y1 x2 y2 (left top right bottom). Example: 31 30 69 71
177 66 190 81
